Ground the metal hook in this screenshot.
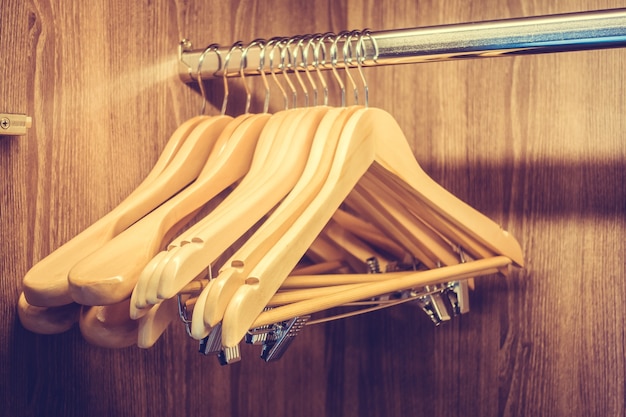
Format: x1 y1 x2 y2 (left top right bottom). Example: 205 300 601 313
300 34 319 106
241 39 266 114
341 30 360 105
314 32 334 106
356 29 374 107
267 37 289 110
278 38 297 108
255 39 271 114
289 35 310 107
329 32 346 107
196 43 221 115
221 41 244 115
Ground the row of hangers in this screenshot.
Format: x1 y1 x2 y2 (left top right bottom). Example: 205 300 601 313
18 31 523 364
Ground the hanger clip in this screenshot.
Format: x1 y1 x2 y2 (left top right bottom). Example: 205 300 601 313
414 284 452 325
218 345 241 365
445 280 470 316
199 323 223 356
260 315 310 362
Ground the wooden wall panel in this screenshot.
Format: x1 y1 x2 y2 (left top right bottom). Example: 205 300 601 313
1 0 624 416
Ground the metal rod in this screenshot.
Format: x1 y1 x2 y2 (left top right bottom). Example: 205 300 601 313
179 8 626 82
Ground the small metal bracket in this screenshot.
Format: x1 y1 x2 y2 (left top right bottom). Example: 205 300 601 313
0 113 32 136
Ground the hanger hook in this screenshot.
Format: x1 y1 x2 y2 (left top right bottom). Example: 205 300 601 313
301 34 320 106
241 38 266 114
267 37 289 110
288 35 309 107
278 38 297 109
340 30 360 105
356 29 374 107
221 41 244 115
329 33 346 107
196 43 221 115
255 39 271 114
314 32 334 106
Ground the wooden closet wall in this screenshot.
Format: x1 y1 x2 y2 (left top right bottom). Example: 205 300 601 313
1 0 624 416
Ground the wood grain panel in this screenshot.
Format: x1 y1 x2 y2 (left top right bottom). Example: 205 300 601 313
1 0 624 416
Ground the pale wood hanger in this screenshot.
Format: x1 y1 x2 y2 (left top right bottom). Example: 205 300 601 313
196 106 355 330
66 114 257 306
148 106 330 303
17 115 235 335
250 256 512 328
131 109 298 314
219 107 523 350
132 109 299 312
21 115 210 307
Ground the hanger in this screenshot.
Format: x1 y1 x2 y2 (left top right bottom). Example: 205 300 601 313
17 293 81 334
65 114 235 305
218 106 523 352
135 101 340 341
194 105 357 330
163 36 364 334
131 39 311 312
19 115 213 308
249 256 512 329
17 114 228 334
144 105 330 304
126 108 280 315
84 38 325 344
19 42 235 314
66 39 280 307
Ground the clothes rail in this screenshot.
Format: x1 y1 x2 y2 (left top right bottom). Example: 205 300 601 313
178 8 626 82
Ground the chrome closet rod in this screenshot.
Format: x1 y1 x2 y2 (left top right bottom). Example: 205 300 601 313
178 8 626 82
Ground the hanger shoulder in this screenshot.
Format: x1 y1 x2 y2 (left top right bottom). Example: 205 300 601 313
201 107 349 327
17 292 81 334
366 108 524 266
67 116 234 306
79 300 138 348
21 116 209 307
154 107 329 301
220 107 382 347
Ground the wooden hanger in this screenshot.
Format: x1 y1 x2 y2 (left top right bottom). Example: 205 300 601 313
20 115 210 307
193 106 356 330
147 106 330 304
128 106 335 343
250 256 512 328
79 104 278 341
79 299 138 348
219 107 523 350
132 106 335 344
66 114 265 306
130 108 298 314
18 115 230 334
17 293 81 335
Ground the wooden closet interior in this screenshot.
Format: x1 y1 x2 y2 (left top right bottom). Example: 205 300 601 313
1 1 624 416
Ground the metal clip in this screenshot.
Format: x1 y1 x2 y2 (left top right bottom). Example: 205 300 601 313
245 307 274 345
199 323 223 355
366 257 381 274
445 280 470 316
414 284 452 325
260 315 310 362
445 248 470 316
246 325 274 345
218 345 241 365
